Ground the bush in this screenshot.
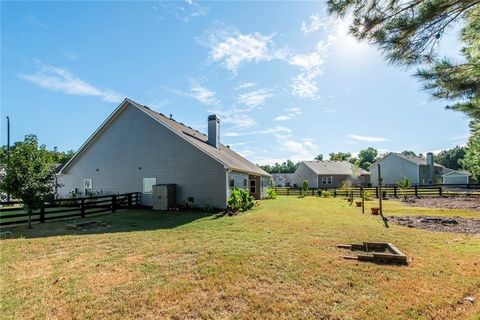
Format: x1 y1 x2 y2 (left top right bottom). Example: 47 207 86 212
301 180 309 195
363 190 374 200
321 190 332 198
228 188 255 212
266 187 277 199
397 176 411 200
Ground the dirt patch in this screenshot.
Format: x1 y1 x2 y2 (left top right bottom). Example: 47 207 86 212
388 216 480 234
399 197 480 210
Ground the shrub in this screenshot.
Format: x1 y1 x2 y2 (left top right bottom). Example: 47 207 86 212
363 190 374 200
301 180 309 195
228 188 255 212
321 190 332 198
397 176 411 200
266 187 277 199
181 197 195 210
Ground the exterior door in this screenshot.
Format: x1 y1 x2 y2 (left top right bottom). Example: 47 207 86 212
250 179 256 197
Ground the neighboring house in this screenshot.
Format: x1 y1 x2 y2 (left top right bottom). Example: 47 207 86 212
442 170 470 184
57 98 271 209
291 161 370 188
369 152 454 186
271 173 294 187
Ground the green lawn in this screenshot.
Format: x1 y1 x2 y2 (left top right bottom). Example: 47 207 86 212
1 196 479 319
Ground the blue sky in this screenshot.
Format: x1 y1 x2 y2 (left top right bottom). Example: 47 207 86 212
1 1 471 165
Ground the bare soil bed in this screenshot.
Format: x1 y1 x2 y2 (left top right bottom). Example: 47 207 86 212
388 215 480 234
399 196 480 210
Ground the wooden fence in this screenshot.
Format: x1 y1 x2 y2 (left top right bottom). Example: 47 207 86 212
274 186 480 198
0 192 141 227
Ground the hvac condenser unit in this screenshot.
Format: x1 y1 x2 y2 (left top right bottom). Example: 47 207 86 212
152 184 176 210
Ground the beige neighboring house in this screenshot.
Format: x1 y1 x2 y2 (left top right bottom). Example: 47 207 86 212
369 152 461 186
271 173 294 187
291 161 370 188
57 98 271 209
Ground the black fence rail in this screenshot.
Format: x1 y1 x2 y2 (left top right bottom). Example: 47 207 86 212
274 186 480 198
0 192 141 227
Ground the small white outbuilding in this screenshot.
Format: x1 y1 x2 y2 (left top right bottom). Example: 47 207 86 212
442 171 470 184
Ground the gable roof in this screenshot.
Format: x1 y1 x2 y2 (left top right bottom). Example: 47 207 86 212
442 170 471 177
59 98 270 177
302 161 369 176
370 152 444 168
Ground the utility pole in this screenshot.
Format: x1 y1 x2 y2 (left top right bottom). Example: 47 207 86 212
6 116 10 202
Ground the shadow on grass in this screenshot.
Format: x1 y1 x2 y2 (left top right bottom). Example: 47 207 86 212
1 209 216 239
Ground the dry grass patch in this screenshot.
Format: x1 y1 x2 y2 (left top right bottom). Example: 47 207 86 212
1 196 479 319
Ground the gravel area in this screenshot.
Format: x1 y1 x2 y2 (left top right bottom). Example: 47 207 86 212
388 216 480 234
399 197 480 210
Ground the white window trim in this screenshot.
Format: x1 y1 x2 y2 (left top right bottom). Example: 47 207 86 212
322 176 332 185
83 179 92 193
143 178 156 194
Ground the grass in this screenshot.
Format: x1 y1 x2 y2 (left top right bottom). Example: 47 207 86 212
1 196 479 319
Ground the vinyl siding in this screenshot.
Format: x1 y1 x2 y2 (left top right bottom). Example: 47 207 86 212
317 175 351 188
292 163 318 188
227 171 249 197
370 154 419 186
443 175 469 184
57 104 228 208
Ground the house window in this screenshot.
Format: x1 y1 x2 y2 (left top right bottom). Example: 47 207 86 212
250 179 256 194
322 176 332 185
143 178 156 194
229 177 235 189
243 178 248 188
84 179 92 195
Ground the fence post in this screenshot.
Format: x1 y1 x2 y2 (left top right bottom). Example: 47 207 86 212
333 189 337 197
415 186 418 197
81 199 85 218
439 186 443 197
375 187 379 198
40 206 45 223
394 186 397 198
112 195 117 212
128 193 132 209
287 188 289 196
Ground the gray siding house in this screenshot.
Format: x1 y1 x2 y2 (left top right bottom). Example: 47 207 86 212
271 173 294 187
369 152 450 186
57 99 271 209
291 161 370 188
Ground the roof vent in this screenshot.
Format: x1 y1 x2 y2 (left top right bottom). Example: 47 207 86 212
169 114 172 120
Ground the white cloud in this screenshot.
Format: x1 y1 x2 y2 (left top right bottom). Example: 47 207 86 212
301 14 325 34
288 41 328 99
158 1 208 22
225 126 291 137
347 134 389 142
204 28 275 73
274 107 302 121
235 82 256 90
189 79 220 106
281 138 320 161
288 41 327 69
19 63 122 103
237 88 273 108
221 113 257 129
291 67 324 99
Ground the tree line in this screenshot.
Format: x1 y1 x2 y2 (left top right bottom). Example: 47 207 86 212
259 146 472 177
